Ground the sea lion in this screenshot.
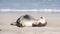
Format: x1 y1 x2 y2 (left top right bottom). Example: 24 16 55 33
10 14 47 27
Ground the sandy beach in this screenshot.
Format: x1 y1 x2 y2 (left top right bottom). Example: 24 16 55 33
0 12 60 34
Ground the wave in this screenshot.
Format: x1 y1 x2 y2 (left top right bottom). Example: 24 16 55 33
0 9 60 12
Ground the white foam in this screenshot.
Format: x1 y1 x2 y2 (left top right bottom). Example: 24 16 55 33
0 9 60 12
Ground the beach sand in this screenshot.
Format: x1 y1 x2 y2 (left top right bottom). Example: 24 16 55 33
0 13 60 34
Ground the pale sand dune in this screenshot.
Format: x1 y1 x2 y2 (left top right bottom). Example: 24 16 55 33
0 13 60 34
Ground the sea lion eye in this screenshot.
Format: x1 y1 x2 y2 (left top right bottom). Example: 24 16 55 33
11 23 13 25
40 17 43 19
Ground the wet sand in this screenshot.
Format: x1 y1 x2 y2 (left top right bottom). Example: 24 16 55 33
0 13 60 34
